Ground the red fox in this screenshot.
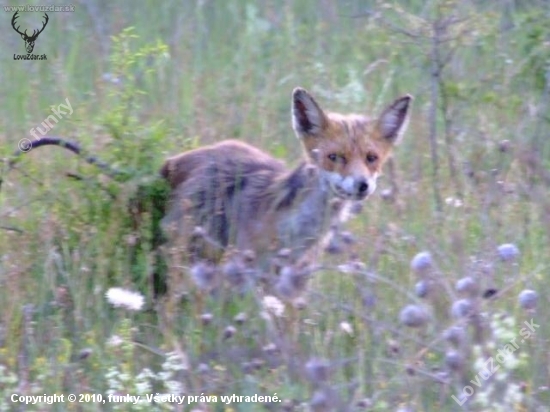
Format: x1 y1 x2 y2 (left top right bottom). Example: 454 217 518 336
160 88 412 272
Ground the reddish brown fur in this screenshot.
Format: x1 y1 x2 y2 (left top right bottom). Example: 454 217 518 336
160 88 412 271
302 112 394 180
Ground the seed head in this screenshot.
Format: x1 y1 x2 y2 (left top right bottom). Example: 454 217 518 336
190 262 217 291
445 350 464 372
305 358 331 384
455 276 478 297
399 304 429 328
234 312 247 324
356 398 373 409
251 358 265 370
340 231 356 245
451 299 473 319
325 235 343 254
107 335 124 347
277 248 292 259
200 313 214 325
105 287 145 311
443 325 466 347
222 259 248 289
275 266 309 300
262 295 285 317
262 343 278 354
223 325 237 340
339 321 354 336
497 243 520 262
78 348 93 360
197 363 210 374
518 289 538 310
415 280 430 298
498 139 511 153
380 188 394 201
242 249 256 263
309 387 338 412
410 251 433 274
192 226 206 236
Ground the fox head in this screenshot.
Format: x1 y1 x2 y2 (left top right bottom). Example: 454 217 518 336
291 87 412 201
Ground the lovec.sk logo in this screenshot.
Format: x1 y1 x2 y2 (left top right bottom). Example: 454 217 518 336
11 11 48 60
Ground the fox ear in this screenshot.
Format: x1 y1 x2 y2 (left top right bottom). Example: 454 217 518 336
377 95 413 144
292 87 328 137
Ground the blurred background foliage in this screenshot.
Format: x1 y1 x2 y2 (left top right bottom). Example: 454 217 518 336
0 0 549 410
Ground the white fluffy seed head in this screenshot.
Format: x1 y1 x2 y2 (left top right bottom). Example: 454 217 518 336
262 295 285 317
105 287 145 311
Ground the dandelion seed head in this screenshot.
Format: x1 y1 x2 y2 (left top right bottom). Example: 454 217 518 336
105 287 144 311
445 197 463 208
339 321 354 336
262 295 284 317
107 335 124 347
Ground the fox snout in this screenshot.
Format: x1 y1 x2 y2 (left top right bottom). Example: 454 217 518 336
325 172 377 200
344 175 373 199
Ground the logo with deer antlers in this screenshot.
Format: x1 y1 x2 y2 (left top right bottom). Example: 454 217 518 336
11 12 49 54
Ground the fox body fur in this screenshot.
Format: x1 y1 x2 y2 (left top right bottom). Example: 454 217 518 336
160 88 412 269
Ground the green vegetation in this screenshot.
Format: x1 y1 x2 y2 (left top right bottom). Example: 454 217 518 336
0 0 549 410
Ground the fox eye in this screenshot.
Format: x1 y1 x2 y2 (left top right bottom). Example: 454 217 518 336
328 153 346 163
366 153 378 163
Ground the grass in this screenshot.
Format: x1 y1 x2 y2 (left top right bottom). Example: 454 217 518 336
1 0 550 410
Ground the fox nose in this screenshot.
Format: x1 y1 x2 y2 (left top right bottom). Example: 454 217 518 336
356 179 369 195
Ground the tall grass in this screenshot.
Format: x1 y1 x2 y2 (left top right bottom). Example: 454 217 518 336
0 0 549 410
